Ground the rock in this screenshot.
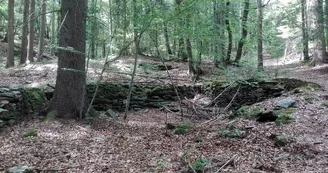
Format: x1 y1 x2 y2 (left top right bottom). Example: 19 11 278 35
276 98 296 108
7 166 33 173
91 135 106 142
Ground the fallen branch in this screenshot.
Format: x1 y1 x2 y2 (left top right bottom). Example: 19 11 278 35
207 81 236 107
215 154 238 173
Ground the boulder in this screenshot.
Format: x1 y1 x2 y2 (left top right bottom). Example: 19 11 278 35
276 98 296 108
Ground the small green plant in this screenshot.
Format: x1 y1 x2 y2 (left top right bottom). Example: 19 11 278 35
233 105 262 119
192 158 209 172
275 108 296 126
304 97 314 104
274 135 290 147
219 128 241 138
44 112 55 123
173 123 194 135
24 129 38 137
275 115 295 126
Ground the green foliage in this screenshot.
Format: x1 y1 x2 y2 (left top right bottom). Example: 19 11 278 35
233 105 262 119
219 128 241 138
105 108 117 119
304 97 314 104
191 158 209 172
172 123 194 135
274 135 290 147
44 112 55 124
275 108 296 126
24 129 38 137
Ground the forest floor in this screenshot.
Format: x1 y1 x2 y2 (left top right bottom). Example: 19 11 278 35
1 54 328 173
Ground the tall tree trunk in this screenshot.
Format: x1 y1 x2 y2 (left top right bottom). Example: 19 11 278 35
163 22 172 55
316 0 328 60
50 0 56 56
235 0 250 63
257 0 263 71
37 0 46 61
6 0 15 68
213 0 225 67
90 0 97 59
301 0 310 61
176 0 186 60
225 0 232 64
28 0 35 62
20 0 29 64
50 0 88 119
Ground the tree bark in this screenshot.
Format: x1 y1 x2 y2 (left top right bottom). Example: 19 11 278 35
163 22 172 55
20 0 29 64
301 0 310 61
257 0 263 71
50 0 88 119
50 0 56 56
225 0 232 64
6 0 15 68
28 0 35 62
37 0 47 61
316 0 328 60
235 0 250 63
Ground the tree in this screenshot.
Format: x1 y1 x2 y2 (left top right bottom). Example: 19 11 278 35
20 0 29 64
235 0 250 64
301 0 310 61
28 0 35 62
6 0 14 68
50 0 88 119
257 0 263 71
37 0 47 61
50 0 56 56
225 0 232 64
316 0 327 60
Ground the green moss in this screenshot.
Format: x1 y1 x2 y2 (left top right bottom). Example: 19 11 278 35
24 129 38 137
21 88 47 114
233 105 262 119
172 123 194 135
274 135 290 147
192 158 209 172
275 108 296 126
219 128 241 138
304 97 314 104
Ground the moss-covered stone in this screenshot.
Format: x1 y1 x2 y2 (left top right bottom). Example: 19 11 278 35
21 88 47 114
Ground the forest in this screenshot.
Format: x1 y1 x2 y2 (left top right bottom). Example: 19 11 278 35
1 0 328 172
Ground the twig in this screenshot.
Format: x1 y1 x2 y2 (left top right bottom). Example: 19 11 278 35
181 156 197 173
215 154 238 173
223 84 241 112
207 81 236 107
149 33 184 118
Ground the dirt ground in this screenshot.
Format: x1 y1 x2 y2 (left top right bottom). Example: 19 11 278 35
1 55 328 173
